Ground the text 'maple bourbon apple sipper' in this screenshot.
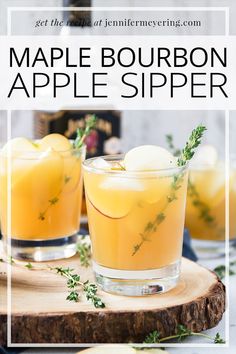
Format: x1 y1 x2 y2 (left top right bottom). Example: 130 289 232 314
83 126 206 296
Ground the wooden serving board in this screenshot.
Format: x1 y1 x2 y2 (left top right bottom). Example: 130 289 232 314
0 256 225 345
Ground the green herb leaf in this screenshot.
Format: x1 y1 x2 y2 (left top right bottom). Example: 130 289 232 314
139 325 225 346
8 256 15 265
187 169 225 238
25 262 33 269
83 282 105 308
214 261 236 280
214 333 226 344
143 330 160 344
1 258 105 309
177 125 207 167
77 238 91 267
38 212 46 220
49 197 59 205
73 114 97 149
52 266 105 308
64 175 71 184
67 291 79 302
176 324 192 341
132 125 206 256
213 265 227 279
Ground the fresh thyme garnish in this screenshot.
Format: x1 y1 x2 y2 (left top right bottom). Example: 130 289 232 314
52 266 105 308
188 179 224 237
38 115 97 221
214 333 226 344
132 125 207 256
166 128 223 236
73 114 97 149
214 260 236 280
76 237 91 267
177 125 207 166
117 162 126 171
137 325 225 347
64 175 71 184
188 180 215 223
1 256 105 309
25 262 33 269
132 212 167 256
143 330 160 344
38 188 62 221
166 134 181 157
48 197 59 205
214 265 226 279
8 256 15 265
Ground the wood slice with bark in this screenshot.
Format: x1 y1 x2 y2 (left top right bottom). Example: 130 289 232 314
0 257 225 345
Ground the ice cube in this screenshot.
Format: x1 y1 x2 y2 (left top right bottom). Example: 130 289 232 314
124 145 177 171
191 145 218 167
91 157 110 170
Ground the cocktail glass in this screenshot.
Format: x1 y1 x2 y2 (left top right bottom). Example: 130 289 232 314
185 162 236 257
83 155 188 296
0 140 85 261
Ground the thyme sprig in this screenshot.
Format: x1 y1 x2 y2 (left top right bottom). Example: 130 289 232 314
166 129 215 226
38 189 62 221
188 180 215 224
25 262 33 269
76 237 91 267
132 125 206 256
8 255 15 265
177 125 207 166
167 128 223 235
137 325 225 348
1 257 105 309
38 115 96 221
73 114 97 149
51 266 105 308
166 127 224 235
188 179 224 237
214 260 236 279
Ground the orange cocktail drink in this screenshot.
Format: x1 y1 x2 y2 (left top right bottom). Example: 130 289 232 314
186 162 236 255
83 153 188 296
0 134 85 261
